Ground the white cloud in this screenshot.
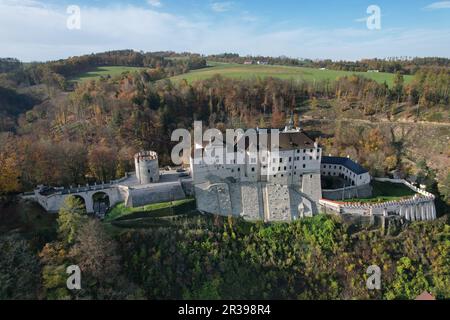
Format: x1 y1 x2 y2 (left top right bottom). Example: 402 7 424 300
147 0 162 8
0 1 449 62
424 1 450 10
0 0 42 6
211 2 233 13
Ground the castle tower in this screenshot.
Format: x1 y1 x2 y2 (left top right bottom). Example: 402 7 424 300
134 151 160 184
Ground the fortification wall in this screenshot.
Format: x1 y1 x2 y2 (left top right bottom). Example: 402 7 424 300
322 184 372 201
266 184 291 222
127 182 185 207
135 151 160 184
194 182 233 216
319 195 436 221
229 182 243 217
35 186 124 214
301 173 322 202
194 178 322 222
240 183 263 220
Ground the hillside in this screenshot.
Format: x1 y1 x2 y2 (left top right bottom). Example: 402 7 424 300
170 62 414 87
69 66 148 83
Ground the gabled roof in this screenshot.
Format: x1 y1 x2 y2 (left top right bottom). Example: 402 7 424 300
415 291 435 300
321 156 368 175
193 128 316 154
263 129 316 150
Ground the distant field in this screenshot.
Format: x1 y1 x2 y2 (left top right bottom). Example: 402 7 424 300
170 62 413 87
70 66 146 82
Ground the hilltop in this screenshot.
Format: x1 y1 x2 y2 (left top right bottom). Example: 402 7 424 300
170 61 414 87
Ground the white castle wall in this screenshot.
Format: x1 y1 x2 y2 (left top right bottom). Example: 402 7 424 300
135 151 160 184
35 186 124 214
321 164 371 187
266 184 291 222
319 177 437 222
194 179 320 222
241 183 263 220
322 183 373 201
301 173 322 202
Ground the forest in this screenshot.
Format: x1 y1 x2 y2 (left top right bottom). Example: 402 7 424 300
1 196 449 300
205 53 450 74
0 50 449 300
0 51 448 207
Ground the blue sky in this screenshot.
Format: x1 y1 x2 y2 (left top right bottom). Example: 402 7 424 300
1 0 449 61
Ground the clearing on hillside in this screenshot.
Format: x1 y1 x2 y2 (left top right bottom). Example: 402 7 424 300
70 66 147 83
170 62 413 87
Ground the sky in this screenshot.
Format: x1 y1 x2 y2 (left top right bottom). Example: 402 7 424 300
1 0 450 62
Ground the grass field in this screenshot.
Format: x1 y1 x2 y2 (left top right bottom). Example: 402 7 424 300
346 181 417 203
70 66 146 83
105 198 196 222
170 62 413 87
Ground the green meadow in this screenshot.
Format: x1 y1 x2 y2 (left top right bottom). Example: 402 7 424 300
70 66 146 82
170 62 413 87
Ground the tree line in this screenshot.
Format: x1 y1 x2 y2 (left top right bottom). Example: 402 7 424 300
1 196 448 300
0 68 448 193
207 53 450 75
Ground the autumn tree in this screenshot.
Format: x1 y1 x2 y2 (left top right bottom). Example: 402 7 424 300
57 196 87 245
88 143 118 182
0 234 41 299
0 149 21 194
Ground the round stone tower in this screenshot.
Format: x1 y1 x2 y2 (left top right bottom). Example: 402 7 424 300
134 151 160 184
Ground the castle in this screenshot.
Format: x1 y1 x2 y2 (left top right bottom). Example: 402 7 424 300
24 121 436 223
189 121 373 221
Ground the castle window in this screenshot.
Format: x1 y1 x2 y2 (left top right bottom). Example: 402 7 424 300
303 156 306 160
280 158 283 163
294 172 296 175
281 174 284 177
252 167 255 172
316 156 319 160
303 164 306 168
238 168 241 172
310 149 313 153
278 167 281 171
297 150 300 154
148 169 151 173
289 157 292 162
310 175 313 178
303 149 306 153
310 156 312 160
284 166 287 170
